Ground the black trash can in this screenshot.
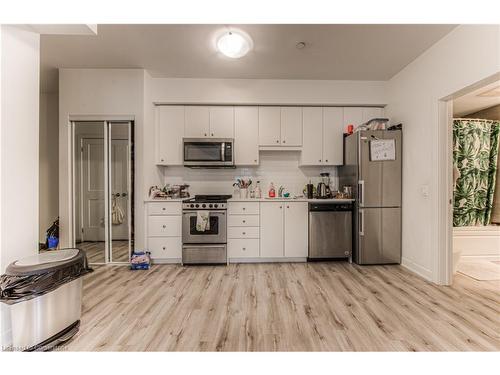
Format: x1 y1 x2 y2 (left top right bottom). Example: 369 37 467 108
0 248 92 351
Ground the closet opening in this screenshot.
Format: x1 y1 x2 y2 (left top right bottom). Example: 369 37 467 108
71 120 134 265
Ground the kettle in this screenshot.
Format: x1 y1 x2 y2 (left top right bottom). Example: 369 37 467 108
316 182 331 199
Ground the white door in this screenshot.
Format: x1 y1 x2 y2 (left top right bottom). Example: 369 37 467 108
110 139 129 240
185 106 209 138
82 138 105 241
234 106 259 165
260 202 284 258
209 106 234 138
323 107 344 165
362 107 384 123
157 105 184 165
343 107 364 129
284 202 308 258
280 107 302 146
300 107 323 165
258 107 281 146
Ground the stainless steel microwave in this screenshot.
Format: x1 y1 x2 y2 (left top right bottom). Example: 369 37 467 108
183 138 234 168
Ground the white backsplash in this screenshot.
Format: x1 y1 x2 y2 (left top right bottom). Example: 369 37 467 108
160 151 339 197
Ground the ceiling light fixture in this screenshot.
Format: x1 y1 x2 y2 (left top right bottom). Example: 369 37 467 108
216 30 253 59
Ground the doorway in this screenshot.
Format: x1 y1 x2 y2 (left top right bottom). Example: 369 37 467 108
72 121 134 264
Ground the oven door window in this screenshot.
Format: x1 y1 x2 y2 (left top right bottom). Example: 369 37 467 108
189 216 220 235
184 142 223 162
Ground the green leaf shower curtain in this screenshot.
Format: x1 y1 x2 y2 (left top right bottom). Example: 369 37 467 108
453 118 500 226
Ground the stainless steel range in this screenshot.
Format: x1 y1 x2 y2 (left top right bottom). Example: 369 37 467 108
182 195 231 265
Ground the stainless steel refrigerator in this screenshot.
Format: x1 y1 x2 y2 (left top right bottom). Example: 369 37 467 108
339 130 402 264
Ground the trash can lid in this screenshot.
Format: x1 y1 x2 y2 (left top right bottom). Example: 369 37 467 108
14 249 79 267
5 248 85 276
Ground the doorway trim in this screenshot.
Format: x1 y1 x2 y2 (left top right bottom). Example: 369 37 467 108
437 73 500 285
68 117 135 265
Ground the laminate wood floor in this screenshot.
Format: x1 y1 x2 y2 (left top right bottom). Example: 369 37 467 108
64 262 500 351
77 241 130 263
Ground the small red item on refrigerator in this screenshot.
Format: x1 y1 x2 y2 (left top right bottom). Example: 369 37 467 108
347 124 354 134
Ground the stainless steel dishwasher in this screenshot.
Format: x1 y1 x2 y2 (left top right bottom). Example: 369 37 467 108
308 202 353 260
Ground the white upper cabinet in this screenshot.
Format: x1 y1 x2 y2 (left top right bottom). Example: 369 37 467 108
156 105 185 165
258 107 281 146
362 107 384 123
280 107 302 146
185 106 209 138
300 107 344 166
284 202 308 258
323 107 344 165
209 106 234 138
343 107 364 129
300 107 323 165
260 202 284 258
234 106 259 165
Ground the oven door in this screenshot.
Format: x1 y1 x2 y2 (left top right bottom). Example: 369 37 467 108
183 138 234 167
182 210 227 244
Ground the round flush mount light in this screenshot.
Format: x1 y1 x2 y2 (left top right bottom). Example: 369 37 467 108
216 30 253 59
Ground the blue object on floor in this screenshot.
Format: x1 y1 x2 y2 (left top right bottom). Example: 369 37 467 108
130 251 151 270
47 236 59 249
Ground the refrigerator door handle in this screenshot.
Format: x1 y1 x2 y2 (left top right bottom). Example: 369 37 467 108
359 209 364 236
358 180 364 206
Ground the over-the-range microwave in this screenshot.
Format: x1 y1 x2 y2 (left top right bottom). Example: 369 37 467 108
183 138 235 168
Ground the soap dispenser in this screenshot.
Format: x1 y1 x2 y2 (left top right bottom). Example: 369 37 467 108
268 182 276 198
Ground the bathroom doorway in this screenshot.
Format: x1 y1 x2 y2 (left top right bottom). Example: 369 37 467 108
450 80 500 284
72 120 134 265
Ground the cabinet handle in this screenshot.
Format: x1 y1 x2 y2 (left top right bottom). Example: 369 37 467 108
254 159 257 163
242 247 246 251
287 205 289 208
162 246 166 250
162 225 166 228
242 232 246 235
319 159 322 162
276 140 279 143
204 133 207 137
242 207 246 210
279 206 282 209
242 220 246 223
325 159 329 162
282 140 286 144
211 133 214 136
160 158 164 162
162 207 166 211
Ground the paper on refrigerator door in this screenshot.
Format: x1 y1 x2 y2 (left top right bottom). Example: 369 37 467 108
369 139 396 161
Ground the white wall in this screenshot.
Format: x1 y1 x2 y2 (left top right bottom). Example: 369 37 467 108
0 25 40 349
60 71 387 250
58 69 145 248
386 25 500 282
39 92 59 242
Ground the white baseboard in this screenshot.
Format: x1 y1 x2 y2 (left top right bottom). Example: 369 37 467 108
151 258 181 264
453 226 500 257
401 256 433 281
229 257 307 263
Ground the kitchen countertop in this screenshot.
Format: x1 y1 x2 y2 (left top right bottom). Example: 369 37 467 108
227 197 355 203
145 197 354 203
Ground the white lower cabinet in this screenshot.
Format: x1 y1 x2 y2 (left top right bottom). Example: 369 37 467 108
148 237 182 259
228 238 259 258
260 202 284 257
260 201 308 258
283 202 308 257
146 202 182 262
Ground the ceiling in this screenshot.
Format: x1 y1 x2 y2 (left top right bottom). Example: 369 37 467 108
453 80 500 117
40 24 456 93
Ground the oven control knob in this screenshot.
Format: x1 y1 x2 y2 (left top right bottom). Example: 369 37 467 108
190 204 194 208
209 204 213 208
195 204 199 208
214 204 218 208
202 204 206 208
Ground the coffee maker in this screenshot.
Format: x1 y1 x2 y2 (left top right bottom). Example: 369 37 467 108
316 172 332 199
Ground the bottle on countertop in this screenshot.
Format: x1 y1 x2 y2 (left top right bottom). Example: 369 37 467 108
268 182 276 198
254 181 262 199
